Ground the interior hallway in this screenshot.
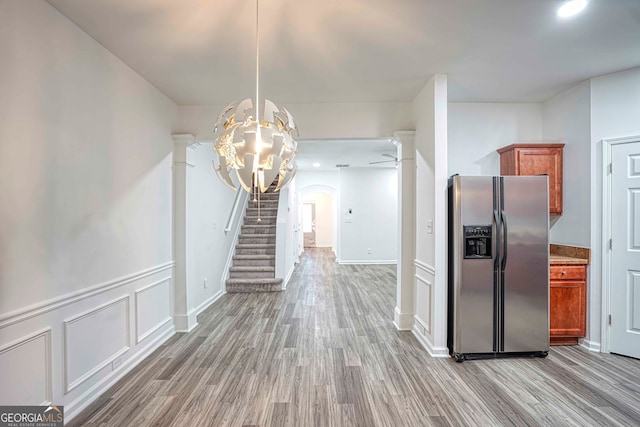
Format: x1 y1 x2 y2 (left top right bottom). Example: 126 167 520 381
69 249 640 426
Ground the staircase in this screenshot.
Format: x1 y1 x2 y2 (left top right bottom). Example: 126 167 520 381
226 184 283 292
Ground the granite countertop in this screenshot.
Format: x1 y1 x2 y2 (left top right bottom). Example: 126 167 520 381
549 244 590 265
550 254 589 265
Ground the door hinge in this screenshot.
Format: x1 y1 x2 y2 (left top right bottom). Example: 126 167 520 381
608 163 613 175
609 238 613 250
609 314 612 325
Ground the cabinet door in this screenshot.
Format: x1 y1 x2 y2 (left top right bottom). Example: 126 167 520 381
515 148 563 214
549 280 586 337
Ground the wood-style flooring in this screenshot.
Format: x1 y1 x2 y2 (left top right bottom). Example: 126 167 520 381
70 248 640 426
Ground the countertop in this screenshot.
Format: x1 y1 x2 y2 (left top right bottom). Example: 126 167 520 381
549 244 590 265
550 254 589 265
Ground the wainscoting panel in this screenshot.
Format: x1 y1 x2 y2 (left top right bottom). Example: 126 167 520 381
0 261 175 422
0 328 52 405
414 273 433 335
64 297 130 393
135 277 172 344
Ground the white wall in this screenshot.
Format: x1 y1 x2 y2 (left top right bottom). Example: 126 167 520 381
448 103 542 176
276 180 300 287
185 144 238 312
177 102 414 140
0 0 176 417
295 169 397 263
339 169 398 263
411 75 448 356
588 66 640 349
295 170 340 192
542 82 591 247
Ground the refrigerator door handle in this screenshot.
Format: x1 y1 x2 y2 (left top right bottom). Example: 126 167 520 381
493 210 500 270
500 210 508 270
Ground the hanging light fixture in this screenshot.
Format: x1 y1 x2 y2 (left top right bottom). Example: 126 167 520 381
212 0 298 194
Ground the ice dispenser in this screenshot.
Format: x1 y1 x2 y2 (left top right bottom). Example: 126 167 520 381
463 225 492 259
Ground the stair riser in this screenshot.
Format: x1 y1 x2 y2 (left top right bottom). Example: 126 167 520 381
236 248 276 255
244 217 277 225
226 284 282 293
229 271 276 279
248 200 279 205
232 259 275 266
239 237 275 244
246 208 278 216
241 226 276 234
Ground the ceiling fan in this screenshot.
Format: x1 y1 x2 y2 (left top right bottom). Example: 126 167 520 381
369 153 398 165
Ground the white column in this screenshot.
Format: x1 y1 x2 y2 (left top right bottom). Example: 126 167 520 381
393 131 416 330
172 134 199 332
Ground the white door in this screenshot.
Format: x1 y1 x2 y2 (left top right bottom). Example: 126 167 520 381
610 139 640 359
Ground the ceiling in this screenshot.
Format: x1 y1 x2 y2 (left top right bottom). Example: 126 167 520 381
296 139 396 170
47 0 640 104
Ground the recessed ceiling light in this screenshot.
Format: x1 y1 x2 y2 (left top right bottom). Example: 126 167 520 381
313 162 320 168
557 0 587 18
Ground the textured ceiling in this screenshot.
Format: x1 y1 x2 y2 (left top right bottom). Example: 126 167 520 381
47 0 640 104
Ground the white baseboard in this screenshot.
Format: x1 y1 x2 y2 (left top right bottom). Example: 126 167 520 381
66 324 175 421
174 311 198 333
412 322 449 358
338 259 397 265
282 264 297 290
580 339 601 353
393 307 414 331
195 289 224 317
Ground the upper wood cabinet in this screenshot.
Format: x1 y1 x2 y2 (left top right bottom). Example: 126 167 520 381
497 143 565 215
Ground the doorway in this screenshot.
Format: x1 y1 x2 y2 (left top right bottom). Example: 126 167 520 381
303 202 316 248
604 136 640 359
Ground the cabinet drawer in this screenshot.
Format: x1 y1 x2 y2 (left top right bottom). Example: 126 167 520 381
550 265 585 280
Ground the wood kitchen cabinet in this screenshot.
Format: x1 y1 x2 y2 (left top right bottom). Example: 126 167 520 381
497 143 565 215
549 264 586 345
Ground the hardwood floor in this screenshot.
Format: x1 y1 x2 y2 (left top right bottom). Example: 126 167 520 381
69 248 640 427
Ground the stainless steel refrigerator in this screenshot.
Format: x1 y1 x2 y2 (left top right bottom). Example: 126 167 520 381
447 175 550 362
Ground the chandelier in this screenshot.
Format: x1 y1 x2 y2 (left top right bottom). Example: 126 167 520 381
213 0 298 193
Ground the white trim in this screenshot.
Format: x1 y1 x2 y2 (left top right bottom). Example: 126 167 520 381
195 289 225 317
0 261 174 329
174 311 198 333
412 316 449 358
580 339 601 353
134 276 172 344
393 307 413 331
63 295 131 393
414 274 433 335
221 196 248 292
338 259 397 265
600 135 640 353
0 328 53 405
414 259 435 276
65 325 175 422
171 133 198 146
282 263 297 290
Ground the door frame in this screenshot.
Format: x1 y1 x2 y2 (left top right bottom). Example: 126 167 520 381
302 202 316 248
601 134 640 353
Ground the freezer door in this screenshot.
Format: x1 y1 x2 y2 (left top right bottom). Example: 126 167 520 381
500 176 550 353
452 176 497 354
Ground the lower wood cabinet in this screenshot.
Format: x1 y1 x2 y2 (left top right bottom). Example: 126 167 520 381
549 264 587 345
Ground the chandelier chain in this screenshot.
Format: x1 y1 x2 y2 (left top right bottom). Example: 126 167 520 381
255 0 260 124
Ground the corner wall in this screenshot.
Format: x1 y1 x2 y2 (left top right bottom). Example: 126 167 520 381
411 75 448 356
0 1 176 417
589 66 640 350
